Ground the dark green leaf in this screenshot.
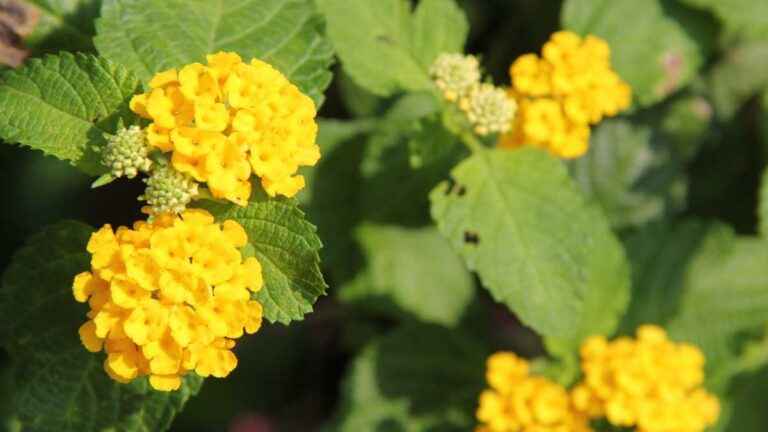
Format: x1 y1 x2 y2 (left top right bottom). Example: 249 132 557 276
0 222 202 432
332 324 486 431
95 0 333 106
569 117 687 228
0 52 140 175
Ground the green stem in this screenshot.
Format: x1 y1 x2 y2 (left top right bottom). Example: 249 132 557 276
459 129 485 154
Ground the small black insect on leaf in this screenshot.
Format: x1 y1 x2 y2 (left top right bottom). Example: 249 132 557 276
464 230 479 245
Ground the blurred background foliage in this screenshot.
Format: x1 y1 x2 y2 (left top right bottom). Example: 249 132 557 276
1 0 767 430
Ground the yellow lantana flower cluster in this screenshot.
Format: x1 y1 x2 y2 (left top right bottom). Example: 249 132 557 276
476 352 592 432
130 52 320 204
499 31 631 158
572 325 720 432
72 209 263 391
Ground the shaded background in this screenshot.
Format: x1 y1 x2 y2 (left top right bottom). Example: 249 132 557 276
1 0 766 430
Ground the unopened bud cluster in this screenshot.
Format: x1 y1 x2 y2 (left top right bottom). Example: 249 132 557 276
430 53 481 102
140 163 199 215
460 84 516 136
429 53 516 137
102 126 152 179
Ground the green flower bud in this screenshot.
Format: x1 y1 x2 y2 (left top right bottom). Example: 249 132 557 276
460 83 517 136
430 53 481 102
102 125 152 179
139 163 199 215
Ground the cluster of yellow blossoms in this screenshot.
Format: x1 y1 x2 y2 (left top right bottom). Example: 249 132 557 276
499 31 631 158
476 326 719 432
130 52 319 204
72 209 263 391
430 53 516 136
572 325 720 432
476 352 592 432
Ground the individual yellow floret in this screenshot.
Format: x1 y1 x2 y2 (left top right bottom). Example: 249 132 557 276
499 31 631 158
130 51 320 202
475 352 593 432
72 209 264 391
572 325 720 432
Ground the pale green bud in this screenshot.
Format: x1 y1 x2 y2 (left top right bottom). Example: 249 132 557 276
430 53 481 102
460 83 517 136
102 125 152 179
139 163 199 215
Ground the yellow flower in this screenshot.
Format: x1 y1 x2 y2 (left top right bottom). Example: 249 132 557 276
499 31 631 158
476 352 592 432
72 209 264 391
572 325 720 432
130 51 320 202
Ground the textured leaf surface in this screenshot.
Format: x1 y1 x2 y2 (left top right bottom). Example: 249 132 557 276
569 118 686 228
680 0 768 42
430 148 630 348
26 0 100 53
0 222 202 432
199 190 327 324
95 0 333 105
0 52 140 175
623 220 768 387
562 0 715 106
332 324 486 431
339 224 474 326
317 0 468 96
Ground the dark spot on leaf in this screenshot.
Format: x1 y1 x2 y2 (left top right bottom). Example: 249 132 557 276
464 231 479 245
376 34 395 45
444 178 455 195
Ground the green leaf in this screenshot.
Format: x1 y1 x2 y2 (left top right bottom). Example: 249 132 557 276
0 222 202 432
624 219 768 389
410 0 470 70
0 52 140 175
317 0 468 96
716 366 768 432
708 41 768 120
94 0 334 106
430 148 630 350
667 230 768 388
297 118 375 205
619 220 714 333
760 168 768 238
562 0 716 106
25 0 100 54
304 122 367 282
332 324 486 431
198 189 327 324
360 93 465 225
679 0 768 42
339 224 475 326
569 117 687 228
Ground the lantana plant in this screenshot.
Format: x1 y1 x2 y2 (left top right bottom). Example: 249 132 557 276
1 1 767 431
